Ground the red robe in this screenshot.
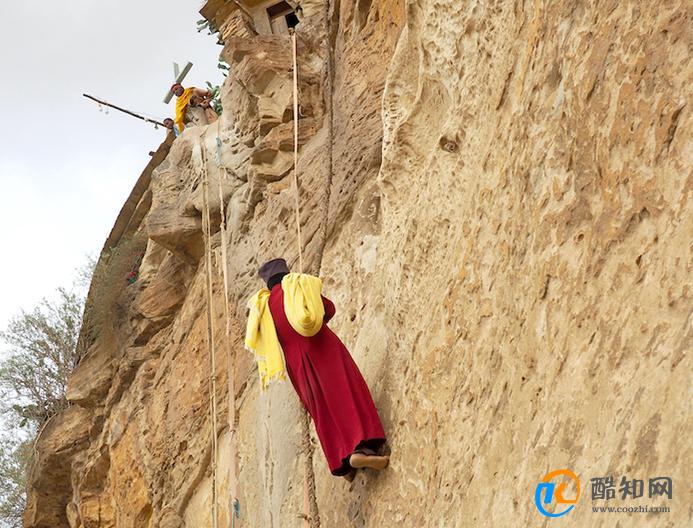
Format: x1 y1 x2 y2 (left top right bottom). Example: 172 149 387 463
268 284 386 475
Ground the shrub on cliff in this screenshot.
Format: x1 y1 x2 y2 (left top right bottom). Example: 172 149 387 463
80 233 147 348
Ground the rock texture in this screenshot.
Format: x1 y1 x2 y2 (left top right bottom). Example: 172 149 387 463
25 1 690 527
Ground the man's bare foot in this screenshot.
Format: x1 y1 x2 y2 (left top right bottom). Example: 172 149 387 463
348 452 390 470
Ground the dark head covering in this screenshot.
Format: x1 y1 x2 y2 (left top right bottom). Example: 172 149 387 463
258 258 290 287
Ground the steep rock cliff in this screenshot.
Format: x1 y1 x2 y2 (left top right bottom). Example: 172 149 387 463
25 1 690 527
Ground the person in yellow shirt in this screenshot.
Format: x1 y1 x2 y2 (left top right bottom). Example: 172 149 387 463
171 82 217 132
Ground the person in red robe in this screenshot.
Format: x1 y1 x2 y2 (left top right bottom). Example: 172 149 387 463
259 258 389 481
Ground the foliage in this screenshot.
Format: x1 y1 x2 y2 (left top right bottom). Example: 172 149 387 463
0 257 94 527
0 240 143 526
0 436 30 528
218 59 230 77
196 18 219 36
196 17 229 113
0 288 84 427
74 254 97 292
206 81 223 116
82 234 147 347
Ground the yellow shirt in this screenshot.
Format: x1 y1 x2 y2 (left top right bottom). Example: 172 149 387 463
174 87 195 132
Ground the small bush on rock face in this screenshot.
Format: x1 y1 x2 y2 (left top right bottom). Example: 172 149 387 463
81 234 148 348
206 81 223 115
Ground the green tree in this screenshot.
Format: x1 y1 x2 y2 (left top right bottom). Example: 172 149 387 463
0 287 85 427
0 436 30 528
0 257 94 527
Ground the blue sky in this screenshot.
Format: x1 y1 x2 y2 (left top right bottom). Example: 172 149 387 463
0 0 222 346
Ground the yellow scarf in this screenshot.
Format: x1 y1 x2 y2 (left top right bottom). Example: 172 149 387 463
245 288 286 389
244 273 325 389
174 87 195 132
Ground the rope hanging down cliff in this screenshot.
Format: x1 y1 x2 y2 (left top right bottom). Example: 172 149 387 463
289 28 319 528
213 118 242 527
291 29 304 275
198 125 242 527
195 22 322 528
199 138 220 528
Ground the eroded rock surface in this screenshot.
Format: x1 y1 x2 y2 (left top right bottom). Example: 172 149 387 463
25 1 690 527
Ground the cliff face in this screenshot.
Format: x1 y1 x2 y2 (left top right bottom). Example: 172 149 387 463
24 1 690 527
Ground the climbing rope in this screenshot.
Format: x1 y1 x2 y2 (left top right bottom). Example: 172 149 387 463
199 137 219 528
193 22 324 528
297 2 337 524
291 29 304 274
213 119 242 527
289 29 313 528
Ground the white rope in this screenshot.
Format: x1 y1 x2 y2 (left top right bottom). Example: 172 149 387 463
214 119 241 526
199 138 219 528
291 30 304 274
289 29 315 528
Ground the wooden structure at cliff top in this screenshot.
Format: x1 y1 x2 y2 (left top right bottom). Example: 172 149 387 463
200 0 300 36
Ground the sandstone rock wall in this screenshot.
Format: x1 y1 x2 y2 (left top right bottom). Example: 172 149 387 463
25 1 690 527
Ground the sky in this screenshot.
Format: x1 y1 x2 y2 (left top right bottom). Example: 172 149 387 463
0 1 223 348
